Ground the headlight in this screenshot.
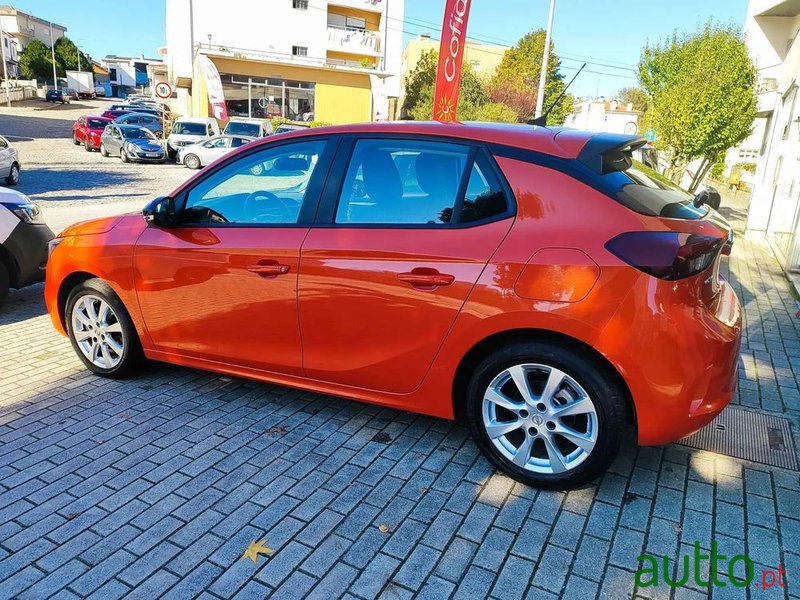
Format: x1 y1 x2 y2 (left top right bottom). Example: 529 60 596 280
47 237 63 257
2 202 44 224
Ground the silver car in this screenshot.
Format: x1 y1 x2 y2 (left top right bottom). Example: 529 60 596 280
177 134 255 169
100 125 165 163
0 135 20 185
114 112 164 138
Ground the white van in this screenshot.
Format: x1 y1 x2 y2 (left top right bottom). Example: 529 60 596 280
166 117 220 160
223 117 272 138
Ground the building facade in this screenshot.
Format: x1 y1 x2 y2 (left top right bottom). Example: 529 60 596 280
401 33 508 81
102 55 164 97
563 99 642 135
0 5 66 80
744 0 800 278
163 0 405 124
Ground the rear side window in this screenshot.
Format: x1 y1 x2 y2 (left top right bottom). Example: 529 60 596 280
611 160 706 219
335 139 509 226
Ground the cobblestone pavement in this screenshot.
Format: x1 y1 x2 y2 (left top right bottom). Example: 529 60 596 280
1 159 800 598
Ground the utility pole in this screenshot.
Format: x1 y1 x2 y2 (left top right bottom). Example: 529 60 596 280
49 22 57 91
534 0 556 119
0 17 11 107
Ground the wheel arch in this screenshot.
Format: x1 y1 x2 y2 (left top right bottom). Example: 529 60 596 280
0 243 20 287
57 271 100 329
451 327 636 427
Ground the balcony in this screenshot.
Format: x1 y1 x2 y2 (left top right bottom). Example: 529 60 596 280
327 26 381 56
328 0 385 13
756 77 780 116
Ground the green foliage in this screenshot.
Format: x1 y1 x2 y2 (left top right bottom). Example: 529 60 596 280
709 160 726 180
638 22 757 189
402 49 438 117
19 40 53 81
54 37 92 75
739 161 756 173
475 102 518 123
405 51 488 121
616 86 649 112
491 29 572 125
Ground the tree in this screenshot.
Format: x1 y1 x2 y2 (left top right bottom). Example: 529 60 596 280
638 23 757 191
488 81 535 122
616 86 649 113
54 37 92 75
490 30 572 125
19 40 53 81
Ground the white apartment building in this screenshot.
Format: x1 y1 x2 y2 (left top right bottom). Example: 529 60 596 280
102 55 165 97
162 0 405 124
563 99 642 135
0 5 66 79
744 0 800 278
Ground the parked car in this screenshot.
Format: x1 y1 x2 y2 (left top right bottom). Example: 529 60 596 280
177 134 255 169
223 118 272 138
62 88 80 101
114 112 164 137
101 109 134 120
94 85 106 97
100 124 165 163
273 122 309 135
0 188 53 306
73 115 112 151
166 117 220 159
44 122 741 489
45 89 70 104
0 135 20 186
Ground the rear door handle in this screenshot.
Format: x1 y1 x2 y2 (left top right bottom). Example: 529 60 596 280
397 269 455 288
248 261 290 278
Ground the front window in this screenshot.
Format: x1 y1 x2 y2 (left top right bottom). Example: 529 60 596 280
182 140 326 225
226 122 260 136
171 122 208 135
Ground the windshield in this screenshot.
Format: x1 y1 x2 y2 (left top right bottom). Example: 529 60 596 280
226 122 259 136
612 160 707 219
87 119 108 129
122 128 157 140
172 122 207 135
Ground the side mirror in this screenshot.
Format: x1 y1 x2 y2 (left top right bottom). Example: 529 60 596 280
693 186 722 211
143 196 177 227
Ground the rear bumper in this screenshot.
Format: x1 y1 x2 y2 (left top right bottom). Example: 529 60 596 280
598 275 742 446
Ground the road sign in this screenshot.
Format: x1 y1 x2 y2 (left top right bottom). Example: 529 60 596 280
645 128 656 142
154 81 172 99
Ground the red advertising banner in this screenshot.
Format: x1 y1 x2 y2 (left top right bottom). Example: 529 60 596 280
433 0 473 122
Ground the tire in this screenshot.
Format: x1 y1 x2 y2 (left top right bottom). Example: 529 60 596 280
120 148 129 163
0 262 8 307
184 153 201 170
73 133 80 145
167 147 177 160
100 143 108 157
65 279 144 378
84 138 92 152
5 163 19 186
465 341 626 490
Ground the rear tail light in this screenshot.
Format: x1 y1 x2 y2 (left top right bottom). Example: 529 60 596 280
605 231 725 280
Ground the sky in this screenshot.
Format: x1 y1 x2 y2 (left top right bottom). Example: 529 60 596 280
20 0 749 97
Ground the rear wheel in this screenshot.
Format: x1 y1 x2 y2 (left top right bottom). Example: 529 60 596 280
100 143 108 157
5 163 19 186
65 279 143 378
84 138 92 152
465 341 626 490
184 153 201 169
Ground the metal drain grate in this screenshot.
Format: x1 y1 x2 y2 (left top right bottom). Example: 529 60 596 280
678 406 799 470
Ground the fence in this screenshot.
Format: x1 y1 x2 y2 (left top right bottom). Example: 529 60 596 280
0 81 39 104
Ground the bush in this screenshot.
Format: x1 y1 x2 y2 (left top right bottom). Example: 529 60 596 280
709 161 725 180
475 102 518 123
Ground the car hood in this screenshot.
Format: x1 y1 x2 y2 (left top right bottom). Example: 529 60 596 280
126 139 163 152
58 215 125 237
0 187 32 207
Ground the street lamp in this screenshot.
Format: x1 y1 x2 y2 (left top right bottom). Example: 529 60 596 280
49 22 57 91
534 0 556 119
0 15 11 107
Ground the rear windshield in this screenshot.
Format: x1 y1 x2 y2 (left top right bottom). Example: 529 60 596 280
226 122 259 136
611 160 707 219
172 122 207 135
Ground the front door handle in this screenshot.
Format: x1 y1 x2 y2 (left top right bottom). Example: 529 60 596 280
397 268 455 288
248 261 290 278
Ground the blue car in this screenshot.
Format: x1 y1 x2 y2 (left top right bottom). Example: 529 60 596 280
45 89 70 104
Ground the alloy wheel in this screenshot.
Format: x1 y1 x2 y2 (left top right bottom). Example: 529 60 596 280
185 154 200 169
481 363 598 474
70 294 125 369
8 164 19 184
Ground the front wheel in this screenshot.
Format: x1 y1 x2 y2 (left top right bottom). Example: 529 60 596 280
184 153 201 170
84 138 92 152
466 341 626 490
73 133 80 145
65 279 143 378
5 163 19 186
100 143 108 157
120 148 129 163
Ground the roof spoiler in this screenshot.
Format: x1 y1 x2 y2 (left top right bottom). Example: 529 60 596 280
577 133 648 175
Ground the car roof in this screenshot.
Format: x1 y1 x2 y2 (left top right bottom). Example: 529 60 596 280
116 124 151 131
264 121 599 159
176 117 216 124
85 115 112 121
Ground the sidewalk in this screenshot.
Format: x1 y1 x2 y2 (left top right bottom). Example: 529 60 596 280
0 193 798 599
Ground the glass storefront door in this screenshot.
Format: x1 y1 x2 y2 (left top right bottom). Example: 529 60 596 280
221 74 315 121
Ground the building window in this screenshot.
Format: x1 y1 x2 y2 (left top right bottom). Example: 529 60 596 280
292 0 309 8
328 13 367 31
292 46 308 57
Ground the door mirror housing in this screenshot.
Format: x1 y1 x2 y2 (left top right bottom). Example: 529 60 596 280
693 186 722 211
143 196 177 227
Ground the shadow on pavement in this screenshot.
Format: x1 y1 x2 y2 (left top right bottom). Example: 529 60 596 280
17 168 136 198
0 113 74 139
0 282 46 325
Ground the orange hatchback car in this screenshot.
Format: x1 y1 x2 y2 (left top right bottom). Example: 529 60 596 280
45 122 741 489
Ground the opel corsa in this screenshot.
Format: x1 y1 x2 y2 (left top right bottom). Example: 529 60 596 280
45 122 742 489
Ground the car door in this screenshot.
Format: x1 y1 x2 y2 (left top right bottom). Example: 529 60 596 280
298 136 515 393
201 137 232 163
0 137 11 177
134 136 335 375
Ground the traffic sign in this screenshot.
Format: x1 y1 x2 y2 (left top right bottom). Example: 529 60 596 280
645 128 656 142
154 81 173 99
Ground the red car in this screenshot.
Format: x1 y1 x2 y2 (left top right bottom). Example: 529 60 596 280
100 109 134 121
73 115 112 152
44 122 741 488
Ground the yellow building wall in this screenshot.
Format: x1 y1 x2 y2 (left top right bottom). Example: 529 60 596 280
402 38 508 81
191 56 372 125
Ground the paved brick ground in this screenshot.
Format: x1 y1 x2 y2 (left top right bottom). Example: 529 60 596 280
1 199 800 599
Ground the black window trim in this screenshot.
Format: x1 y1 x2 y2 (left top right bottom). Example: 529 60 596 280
314 132 516 230
166 134 341 229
